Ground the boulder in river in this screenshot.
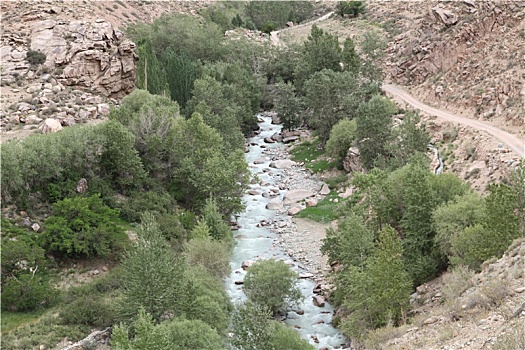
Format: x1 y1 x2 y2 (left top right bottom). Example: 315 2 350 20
270 159 297 169
313 295 325 307
283 189 315 205
266 198 283 210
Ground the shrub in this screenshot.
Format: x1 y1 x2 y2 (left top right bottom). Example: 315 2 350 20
1 236 47 283
230 301 315 350
26 50 46 65
60 294 116 328
336 1 366 17
111 310 224 350
39 194 127 259
325 118 357 168
184 237 231 279
243 259 302 316
1 273 58 312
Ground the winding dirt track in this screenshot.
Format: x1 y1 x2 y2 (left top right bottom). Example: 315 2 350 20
383 84 525 158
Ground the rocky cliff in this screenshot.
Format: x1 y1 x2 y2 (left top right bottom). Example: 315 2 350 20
379 0 525 131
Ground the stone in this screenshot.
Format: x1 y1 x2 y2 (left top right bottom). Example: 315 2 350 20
515 287 525 293
264 137 275 144
266 198 283 210
21 218 32 228
241 260 255 270
76 178 88 193
92 269 100 276
25 115 43 124
283 189 314 205
299 273 314 279
423 316 439 325
248 190 260 195
97 103 110 116
305 198 318 207
319 183 330 195
432 6 458 26
313 295 325 307
283 136 299 144
343 147 362 173
288 206 302 216
340 187 354 199
31 223 41 232
40 118 63 133
234 280 244 285
269 159 297 169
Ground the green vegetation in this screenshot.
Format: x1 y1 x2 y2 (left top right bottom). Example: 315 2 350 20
39 195 126 259
26 50 46 65
243 259 302 316
295 191 341 223
3 4 525 349
336 1 366 18
230 302 315 350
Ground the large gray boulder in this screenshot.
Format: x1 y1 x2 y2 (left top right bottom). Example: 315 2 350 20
269 159 297 169
283 189 314 205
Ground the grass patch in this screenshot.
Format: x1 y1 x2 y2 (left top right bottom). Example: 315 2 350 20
324 173 348 189
295 191 340 223
1 310 45 333
289 139 336 173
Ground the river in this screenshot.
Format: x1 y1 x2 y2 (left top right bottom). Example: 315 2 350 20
225 116 348 349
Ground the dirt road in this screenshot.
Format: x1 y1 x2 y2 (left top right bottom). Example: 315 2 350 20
383 83 525 158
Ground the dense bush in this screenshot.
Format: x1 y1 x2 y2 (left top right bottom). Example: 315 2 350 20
243 259 302 316
325 119 357 167
112 310 224 350
26 50 46 65
336 1 366 17
184 237 231 279
60 293 116 328
39 195 127 259
1 235 47 283
1 272 58 312
230 301 315 350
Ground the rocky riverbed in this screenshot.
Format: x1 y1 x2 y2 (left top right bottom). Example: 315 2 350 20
227 115 348 349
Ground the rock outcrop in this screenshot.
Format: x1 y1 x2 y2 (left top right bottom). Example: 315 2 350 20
383 0 525 128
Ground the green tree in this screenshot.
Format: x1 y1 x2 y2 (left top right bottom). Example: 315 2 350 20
170 113 250 215
322 213 374 269
304 69 374 143
386 111 430 169
355 95 397 169
451 184 521 269
325 118 357 167
243 259 302 316
1 272 58 312
199 197 232 242
162 48 201 109
275 81 302 131
39 195 126 259
295 25 343 89
230 301 314 350
116 213 186 322
135 38 170 96
336 1 366 17
340 226 411 339
1 236 47 283
432 192 484 259
99 120 146 190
